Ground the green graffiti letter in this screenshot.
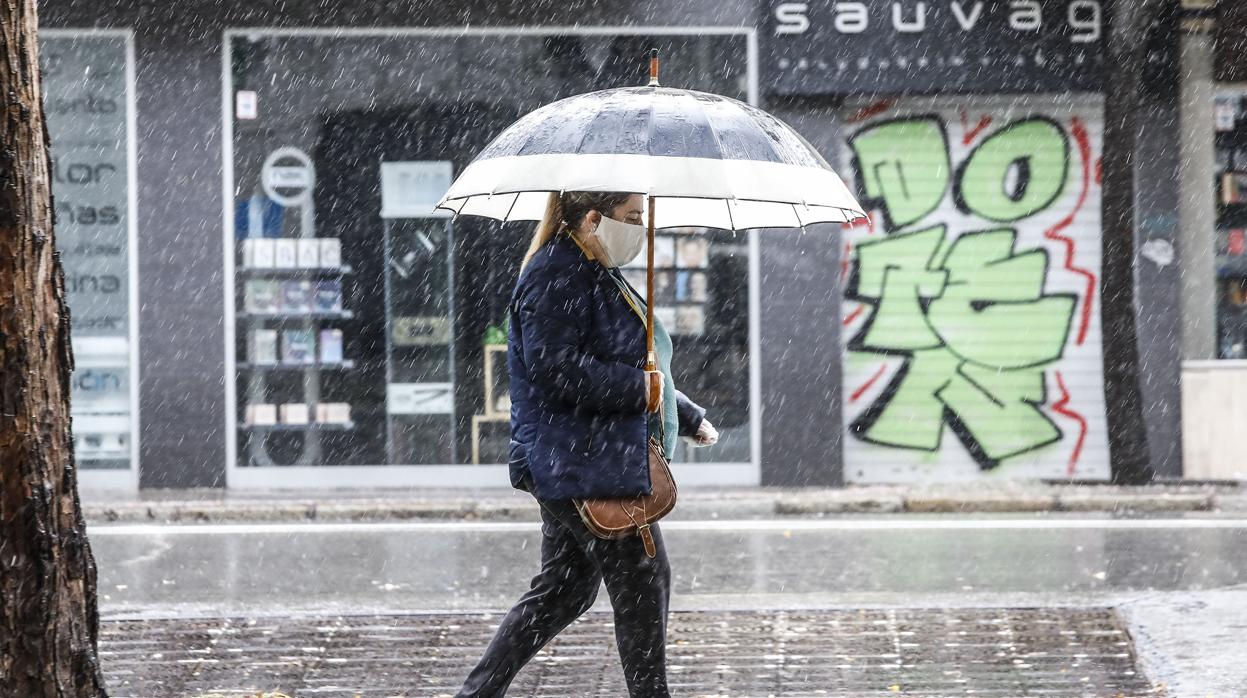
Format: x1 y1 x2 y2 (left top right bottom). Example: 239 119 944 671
853 226 948 351
849 118 950 228
939 363 1062 462
927 229 1076 369
848 227 1077 468
956 119 1069 222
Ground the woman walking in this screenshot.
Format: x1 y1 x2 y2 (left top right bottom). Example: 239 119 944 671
454 191 719 698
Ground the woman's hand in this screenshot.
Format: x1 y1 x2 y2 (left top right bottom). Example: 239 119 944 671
692 418 719 447
645 370 664 412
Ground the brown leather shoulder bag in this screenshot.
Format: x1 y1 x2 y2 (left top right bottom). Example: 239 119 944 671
573 432 676 558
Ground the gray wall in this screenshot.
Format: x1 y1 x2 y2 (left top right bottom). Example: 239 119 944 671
1134 89 1186 479
757 101 848 487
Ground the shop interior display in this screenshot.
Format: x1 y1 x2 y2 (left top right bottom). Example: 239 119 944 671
237 231 355 465
1214 89 1247 358
227 32 754 470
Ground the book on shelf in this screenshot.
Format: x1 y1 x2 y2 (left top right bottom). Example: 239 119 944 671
244 403 277 426
655 306 676 331
1230 229 1246 257
1215 96 1239 133
675 270 709 302
319 329 344 364
280 403 310 425
244 279 281 313
297 239 320 268
319 238 342 269
674 306 706 336
243 239 276 268
313 280 342 312
282 329 316 365
249 329 279 364
315 402 351 424
274 239 298 269
281 279 313 313
1223 172 1247 206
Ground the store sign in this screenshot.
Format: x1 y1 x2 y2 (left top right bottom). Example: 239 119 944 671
388 383 454 414
768 0 1107 94
41 34 134 469
380 161 453 219
838 95 1110 482
261 147 315 206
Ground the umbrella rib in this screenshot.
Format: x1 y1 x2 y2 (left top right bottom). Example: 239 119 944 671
792 203 806 232
698 97 729 162
501 192 521 222
644 97 658 189
725 199 737 232
572 94 610 157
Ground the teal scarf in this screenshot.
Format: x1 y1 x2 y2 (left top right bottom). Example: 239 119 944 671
605 268 679 458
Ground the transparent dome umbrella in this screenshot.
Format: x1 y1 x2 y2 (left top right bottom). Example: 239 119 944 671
435 50 867 370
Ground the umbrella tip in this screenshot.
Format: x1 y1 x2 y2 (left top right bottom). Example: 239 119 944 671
648 48 660 87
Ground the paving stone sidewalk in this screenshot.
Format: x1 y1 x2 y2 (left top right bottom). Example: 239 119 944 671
99 608 1159 698
83 481 1246 524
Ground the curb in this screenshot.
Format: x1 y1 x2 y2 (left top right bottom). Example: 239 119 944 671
777 487 1242 516
82 484 1247 524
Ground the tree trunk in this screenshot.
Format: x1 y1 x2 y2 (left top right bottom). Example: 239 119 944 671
0 0 110 695
1100 1 1158 485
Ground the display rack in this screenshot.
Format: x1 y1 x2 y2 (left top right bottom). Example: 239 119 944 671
619 228 711 336
1214 89 1247 358
471 343 509 464
237 237 355 465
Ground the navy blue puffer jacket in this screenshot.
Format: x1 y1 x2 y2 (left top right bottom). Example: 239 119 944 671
506 231 706 500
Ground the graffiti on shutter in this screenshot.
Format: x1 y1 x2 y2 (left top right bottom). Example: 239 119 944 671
839 95 1109 482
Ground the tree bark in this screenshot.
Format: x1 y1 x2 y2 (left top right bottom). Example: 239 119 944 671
0 0 110 695
1100 1 1159 485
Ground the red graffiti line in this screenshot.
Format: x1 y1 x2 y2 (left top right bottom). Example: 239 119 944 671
1043 117 1098 346
851 363 889 404
842 304 866 327
840 239 854 283
958 108 993 146
1050 370 1087 477
846 99 897 124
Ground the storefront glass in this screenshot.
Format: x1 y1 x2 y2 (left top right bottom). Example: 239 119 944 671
1213 87 1247 358
226 30 754 471
41 31 138 473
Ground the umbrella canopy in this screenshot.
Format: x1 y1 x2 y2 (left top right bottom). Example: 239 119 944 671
437 51 867 371
435 86 866 229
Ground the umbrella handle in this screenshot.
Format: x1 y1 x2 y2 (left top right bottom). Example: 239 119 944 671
646 194 656 372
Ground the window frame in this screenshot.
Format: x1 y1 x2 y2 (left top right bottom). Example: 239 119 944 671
221 25 762 489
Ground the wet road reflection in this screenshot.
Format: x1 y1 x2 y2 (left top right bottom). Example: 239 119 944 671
90 517 1247 616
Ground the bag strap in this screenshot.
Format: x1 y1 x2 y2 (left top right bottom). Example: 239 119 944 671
603 268 668 451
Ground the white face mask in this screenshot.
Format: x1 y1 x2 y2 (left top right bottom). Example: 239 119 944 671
593 213 646 267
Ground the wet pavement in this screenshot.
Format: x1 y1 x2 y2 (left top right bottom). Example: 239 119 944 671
100 608 1155 698
92 517 1247 613
90 516 1247 696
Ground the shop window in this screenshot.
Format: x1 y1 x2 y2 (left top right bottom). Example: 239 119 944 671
227 32 753 469
41 32 137 472
1214 88 1247 358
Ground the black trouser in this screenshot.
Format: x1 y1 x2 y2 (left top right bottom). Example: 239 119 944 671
454 477 672 698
